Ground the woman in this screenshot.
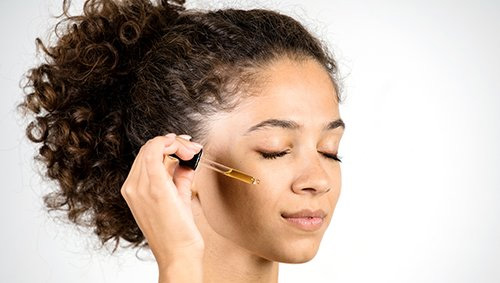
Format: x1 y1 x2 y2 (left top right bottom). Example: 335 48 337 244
20 0 345 281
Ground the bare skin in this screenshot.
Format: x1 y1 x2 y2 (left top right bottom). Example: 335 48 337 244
121 57 344 283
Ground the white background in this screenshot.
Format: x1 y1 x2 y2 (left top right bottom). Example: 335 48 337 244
1 0 499 282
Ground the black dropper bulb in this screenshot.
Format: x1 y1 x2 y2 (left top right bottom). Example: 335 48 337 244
170 149 203 170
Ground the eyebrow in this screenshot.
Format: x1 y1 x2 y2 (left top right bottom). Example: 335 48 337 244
245 118 345 134
325 119 345 130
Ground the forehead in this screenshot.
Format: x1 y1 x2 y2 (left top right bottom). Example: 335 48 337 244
236 58 340 124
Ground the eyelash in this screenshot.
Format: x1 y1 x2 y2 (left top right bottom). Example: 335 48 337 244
259 151 342 162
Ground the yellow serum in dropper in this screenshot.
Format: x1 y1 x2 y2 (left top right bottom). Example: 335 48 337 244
167 149 260 185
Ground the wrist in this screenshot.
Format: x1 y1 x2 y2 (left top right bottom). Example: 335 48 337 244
155 242 205 269
158 253 204 283
157 250 204 270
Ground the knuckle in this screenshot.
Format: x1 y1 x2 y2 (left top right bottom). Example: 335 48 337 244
149 186 168 202
144 152 155 163
139 142 150 153
143 136 165 147
151 136 166 144
120 184 134 197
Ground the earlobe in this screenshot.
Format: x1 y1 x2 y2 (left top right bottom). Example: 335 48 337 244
190 179 199 200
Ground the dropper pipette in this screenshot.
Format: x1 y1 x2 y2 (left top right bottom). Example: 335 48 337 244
169 149 260 185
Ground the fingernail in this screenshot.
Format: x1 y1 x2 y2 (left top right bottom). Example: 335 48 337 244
166 155 179 162
178 134 192 141
191 142 203 149
165 133 176 138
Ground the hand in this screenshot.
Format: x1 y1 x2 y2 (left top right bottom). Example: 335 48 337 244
120 133 204 268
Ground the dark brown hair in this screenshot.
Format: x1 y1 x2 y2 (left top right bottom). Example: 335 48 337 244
20 0 342 252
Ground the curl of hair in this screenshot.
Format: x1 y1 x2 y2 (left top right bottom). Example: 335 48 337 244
19 0 342 252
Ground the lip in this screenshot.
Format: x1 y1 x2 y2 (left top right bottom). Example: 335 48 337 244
281 209 326 232
282 209 326 218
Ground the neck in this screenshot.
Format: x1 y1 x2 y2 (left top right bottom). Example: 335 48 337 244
203 233 279 283
192 198 279 283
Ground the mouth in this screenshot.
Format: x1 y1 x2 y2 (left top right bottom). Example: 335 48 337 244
281 209 326 232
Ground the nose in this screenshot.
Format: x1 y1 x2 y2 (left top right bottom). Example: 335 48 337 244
291 155 332 196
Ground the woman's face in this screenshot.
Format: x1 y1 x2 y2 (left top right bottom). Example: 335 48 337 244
193 57 344 263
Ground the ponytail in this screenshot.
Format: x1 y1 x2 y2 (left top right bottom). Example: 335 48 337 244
20 0 186 251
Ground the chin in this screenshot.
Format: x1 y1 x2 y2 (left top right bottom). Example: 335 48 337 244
275 249 319 264
264 239 322 264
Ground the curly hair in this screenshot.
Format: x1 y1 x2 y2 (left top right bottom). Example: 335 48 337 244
19 0 342 252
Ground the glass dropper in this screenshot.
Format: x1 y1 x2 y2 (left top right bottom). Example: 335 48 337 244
169 149 260 185
198 158 260 185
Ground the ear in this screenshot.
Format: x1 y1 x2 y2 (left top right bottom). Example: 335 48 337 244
191 190 198 200
190 179 199 200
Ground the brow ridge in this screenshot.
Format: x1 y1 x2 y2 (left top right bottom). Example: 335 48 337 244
246 119 299 133
245 118 345 134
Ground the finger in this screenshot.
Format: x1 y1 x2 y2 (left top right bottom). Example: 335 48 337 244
124 134 178 200
163 155 179 180
166 136 203 160
163 140 200 161
178 134 192 141
142 136 179 195
143 136 197 198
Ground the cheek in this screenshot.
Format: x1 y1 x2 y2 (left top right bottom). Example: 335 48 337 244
199 165 282 241
324 166 342 224
332 164 342 197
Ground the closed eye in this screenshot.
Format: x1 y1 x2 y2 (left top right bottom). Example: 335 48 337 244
259 150 342 162
321 152 342 163
259 150 289 159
